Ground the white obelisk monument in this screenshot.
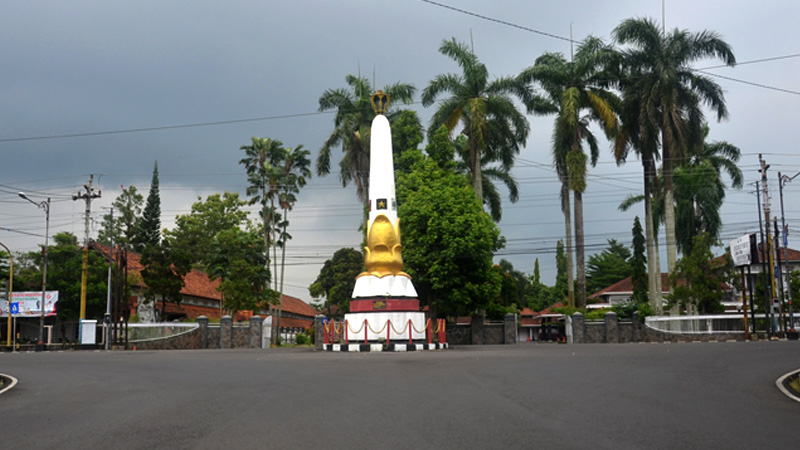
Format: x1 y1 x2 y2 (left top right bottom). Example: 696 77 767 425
345 90 426 341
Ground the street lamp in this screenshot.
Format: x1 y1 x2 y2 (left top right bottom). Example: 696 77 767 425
19 192 50 352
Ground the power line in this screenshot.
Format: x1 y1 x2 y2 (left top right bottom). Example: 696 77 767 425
0 111 333 144
419 0 800 96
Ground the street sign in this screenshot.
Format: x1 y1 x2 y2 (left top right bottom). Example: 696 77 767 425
10 302 19 314
730 234 753 267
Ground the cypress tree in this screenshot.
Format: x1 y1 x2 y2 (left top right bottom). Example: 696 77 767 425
631 216 648 305
135 162 162 252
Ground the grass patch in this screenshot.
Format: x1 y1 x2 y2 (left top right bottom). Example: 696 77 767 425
790 376 800 395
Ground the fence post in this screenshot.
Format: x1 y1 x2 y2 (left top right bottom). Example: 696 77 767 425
605 312 618 344
631 311 639 343
571 312 585 344
249 316 262 348
315 315 325 350
197 316 208 349
471 314 484 345
504 313 517 344
220 315 233 349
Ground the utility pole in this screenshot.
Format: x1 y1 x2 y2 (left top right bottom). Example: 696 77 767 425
755 181 770 338
759 155 776 337
779 171 800 333
73 175 101 320
104 207 113 350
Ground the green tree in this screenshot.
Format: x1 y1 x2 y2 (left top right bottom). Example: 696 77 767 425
134 163 190 321
132 162 162 252
308 248 364 314
553 240 568 303
166 192 250 267
586 239 632 296
668 232 725 314
613 17 736 294
630 216 648 306
391 109 424 158
239 136 285 277
422 38 530 208
677 126 743 254
208 227 274 314
98 185 143 246
518 37 619 309
317 74 415 205
525 258 553 311
21 233 109 322
396 149 504 318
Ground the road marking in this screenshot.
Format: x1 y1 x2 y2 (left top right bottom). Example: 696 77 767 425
0 373 19 395
775 369 800 404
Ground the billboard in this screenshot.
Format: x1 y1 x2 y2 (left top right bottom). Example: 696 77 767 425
0 291 59 317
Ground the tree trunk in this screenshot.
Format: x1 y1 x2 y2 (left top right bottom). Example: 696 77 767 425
470 137 483 205
561 182 575 307
574 190 586 309
662 137 678 282
643 159 663 314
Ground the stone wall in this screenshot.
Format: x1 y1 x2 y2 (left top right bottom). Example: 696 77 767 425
443 314 517 346
131 316 265 350
570 312 746 344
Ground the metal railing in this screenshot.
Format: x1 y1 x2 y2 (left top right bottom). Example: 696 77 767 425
644 314 772 334
123 323 199 343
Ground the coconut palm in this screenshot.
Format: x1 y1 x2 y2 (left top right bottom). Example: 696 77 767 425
422 38 531 207
317 74 415 205
448 132 519 222
518 37 618 308
620 125 742 256
239 136 286 277
613 17 736 285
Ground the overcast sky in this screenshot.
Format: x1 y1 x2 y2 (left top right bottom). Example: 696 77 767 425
1 1 799 303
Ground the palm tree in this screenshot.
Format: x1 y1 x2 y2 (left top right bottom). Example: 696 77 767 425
621 125 743 256
449 132 519 222
272 144 312 333
614 76 664 313
518 37 618 308
613 17 736 287
239 137 286 279
317 74 415 205
422 38 531 207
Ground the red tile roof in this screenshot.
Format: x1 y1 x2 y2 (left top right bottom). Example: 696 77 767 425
92 244 316 319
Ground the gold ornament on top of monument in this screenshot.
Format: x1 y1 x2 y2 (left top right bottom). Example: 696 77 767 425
359 215 409 279
370 90 390 115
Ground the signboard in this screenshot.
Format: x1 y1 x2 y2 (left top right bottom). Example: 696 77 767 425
0 291 58 317
730 234 754 267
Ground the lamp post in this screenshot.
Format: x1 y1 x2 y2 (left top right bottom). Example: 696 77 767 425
19 193 50 352
0 241 13 350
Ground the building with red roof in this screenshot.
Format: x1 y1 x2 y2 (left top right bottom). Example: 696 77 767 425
93 244 317 330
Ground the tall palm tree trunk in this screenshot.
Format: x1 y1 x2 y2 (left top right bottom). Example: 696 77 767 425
662 143 678 279
561 182 575 307
643 159 663 314
574 190 586 308
469 137 484 203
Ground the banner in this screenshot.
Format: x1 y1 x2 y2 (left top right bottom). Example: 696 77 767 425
0 291 58 317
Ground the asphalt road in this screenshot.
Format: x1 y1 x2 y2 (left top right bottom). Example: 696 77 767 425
1 342 798 449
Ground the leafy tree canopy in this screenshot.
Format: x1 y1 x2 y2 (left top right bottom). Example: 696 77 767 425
308 247 363 315
668 232 725 314
396 149 504 318
208 227 275 314
586 239 633 296
165 192 251 267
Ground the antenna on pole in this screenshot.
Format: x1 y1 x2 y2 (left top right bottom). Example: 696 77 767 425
570 22 574 62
